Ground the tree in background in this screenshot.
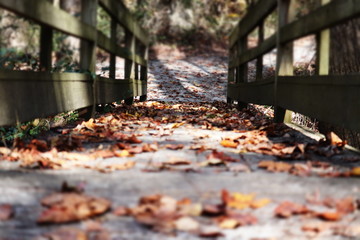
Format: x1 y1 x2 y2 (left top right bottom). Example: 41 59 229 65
123 0 249 46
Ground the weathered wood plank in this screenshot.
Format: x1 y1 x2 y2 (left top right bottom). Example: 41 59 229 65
229 0 277 48
0 0 96 42
274 0 296 123
229 35 276 68
97 31 147 66
0 71 93 126
277 75 360 132
95 78 146 104
227 79 274 106
99 0 149 46
280 0 360 45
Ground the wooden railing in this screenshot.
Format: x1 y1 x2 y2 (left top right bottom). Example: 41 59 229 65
227 0 360 131
0 0 148 126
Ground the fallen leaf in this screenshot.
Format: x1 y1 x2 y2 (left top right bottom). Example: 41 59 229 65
274 201 309 218
164 157 191 166
317 211 342 221
258 160 292 172
43 227 87 240
220 139 238 148
174 216 200 232
105 161 136 171
0 204 13 220
250 198 271 209
218 218 238 229
38 193 111 224
113 206 130 216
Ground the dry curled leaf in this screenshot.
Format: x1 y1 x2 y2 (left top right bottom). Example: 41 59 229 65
220 139 238 148
38 193 111 224
0 204 13 221
274 201 309 218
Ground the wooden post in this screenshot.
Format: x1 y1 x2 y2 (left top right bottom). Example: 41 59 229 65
236 37 248 110
124 29 136 104
139 43 148 102
274 0 296 123
40 0 54 71
80 0 97 72
80 0 97 118
316 0 331 133
256 21 264 81
109 17 117 79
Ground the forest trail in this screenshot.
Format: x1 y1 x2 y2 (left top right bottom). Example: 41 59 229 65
0 46 360 240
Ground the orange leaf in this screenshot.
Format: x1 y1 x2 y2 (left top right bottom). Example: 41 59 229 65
274 201 309 218
317 211 342 221
220 140 238 148
250 198 271 209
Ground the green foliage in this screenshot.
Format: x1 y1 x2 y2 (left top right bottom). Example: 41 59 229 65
0 48 39 71
97 6 111 38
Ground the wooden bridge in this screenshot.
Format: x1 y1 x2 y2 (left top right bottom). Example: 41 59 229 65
227 0 360 132
0 0 360 134
0 0 148 126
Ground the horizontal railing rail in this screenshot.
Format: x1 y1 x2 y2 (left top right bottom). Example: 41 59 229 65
227 0 360 131
0 0 148 126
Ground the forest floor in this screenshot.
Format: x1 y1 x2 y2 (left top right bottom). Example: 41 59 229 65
1 44 360 240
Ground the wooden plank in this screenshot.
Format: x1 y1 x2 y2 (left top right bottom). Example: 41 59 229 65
256 21 264 81
274 0 296 123
227 79 275 106
280 0 360 45
229 0 277 48
0 71 93 126
124 29 136 80
229 35 276 68
277 75 360 132
316 0 330 76
0 0 96 42
98 0 149 46
97 31 147 66
109 17 117 79
80 0 97 72
95 78 146 104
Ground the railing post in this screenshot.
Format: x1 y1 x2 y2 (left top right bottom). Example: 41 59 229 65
227 45 236 104
316 0 331 133
40 0 54 71
80 0 97 73
124 29 136 105
139 43 148 102
80 0 98 117
256 21 264 81
274 0 296 123
237 37 248 110
109 16 117 79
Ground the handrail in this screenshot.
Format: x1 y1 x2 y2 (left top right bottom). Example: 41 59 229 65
0 0 148 126
227 0 360 131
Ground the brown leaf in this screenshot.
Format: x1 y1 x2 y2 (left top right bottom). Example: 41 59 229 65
165 144 184 150
113 206 130 216
0 204 13 221
274 201 309 218
164 157 191 166
258 160 292 172
38 193 111 224
301 221 333 233
43 227 87 240
317 211 342 221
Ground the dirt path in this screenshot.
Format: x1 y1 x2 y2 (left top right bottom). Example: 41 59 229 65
0 45 360 240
